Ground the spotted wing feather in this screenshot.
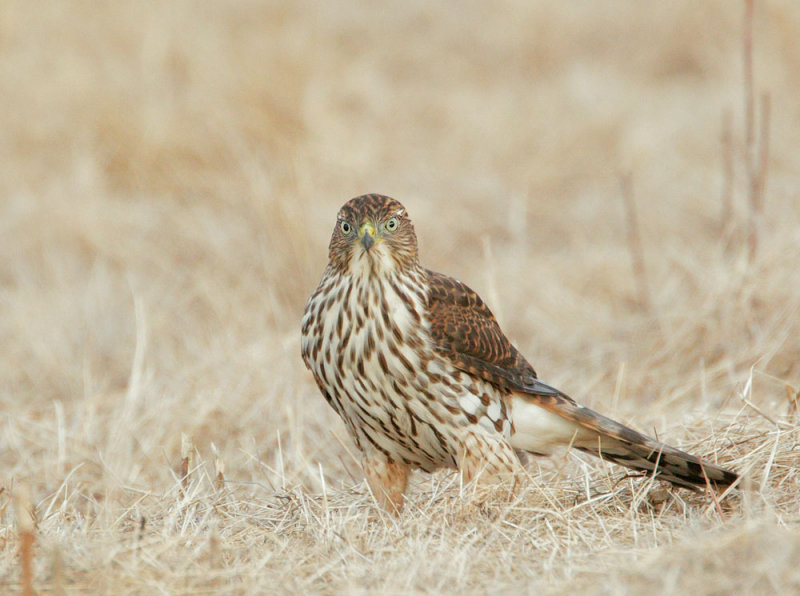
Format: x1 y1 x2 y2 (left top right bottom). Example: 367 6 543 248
425 269 738 489
426 270 560 397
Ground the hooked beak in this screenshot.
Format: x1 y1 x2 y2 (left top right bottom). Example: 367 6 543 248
359 221 376 252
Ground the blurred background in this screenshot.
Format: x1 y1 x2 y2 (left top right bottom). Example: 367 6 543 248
1 0 798 498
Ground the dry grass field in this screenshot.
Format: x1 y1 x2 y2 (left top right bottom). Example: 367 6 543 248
2 1 799 593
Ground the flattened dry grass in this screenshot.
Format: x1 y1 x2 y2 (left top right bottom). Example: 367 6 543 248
1 1 799 594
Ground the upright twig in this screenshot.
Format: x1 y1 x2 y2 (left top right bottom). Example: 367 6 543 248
211 442 226 493
619 173 650 311
743 0 755 179
719 109 734 228
749 93 770 263
180 433 193 496
742 0 771 264
786 384 799 419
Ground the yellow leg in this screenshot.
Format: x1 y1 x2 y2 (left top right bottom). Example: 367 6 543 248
362 455 410 514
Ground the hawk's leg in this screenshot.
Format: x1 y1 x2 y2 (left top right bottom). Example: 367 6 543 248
362 453 410 514
457 432 522 502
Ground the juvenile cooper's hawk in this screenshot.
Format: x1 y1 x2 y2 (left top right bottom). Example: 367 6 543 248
301 194 737 512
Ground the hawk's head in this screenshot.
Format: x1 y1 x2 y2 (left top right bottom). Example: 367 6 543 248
329 194 419 275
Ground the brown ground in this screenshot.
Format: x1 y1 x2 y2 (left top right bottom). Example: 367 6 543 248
1 1 799 593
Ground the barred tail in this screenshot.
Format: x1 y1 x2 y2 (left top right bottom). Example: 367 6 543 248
508 391 738 490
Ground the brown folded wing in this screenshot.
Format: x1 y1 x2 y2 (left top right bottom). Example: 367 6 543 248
425 269 564 398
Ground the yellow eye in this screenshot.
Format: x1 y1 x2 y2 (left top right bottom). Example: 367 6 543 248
340 221 352 235
385 217 399 232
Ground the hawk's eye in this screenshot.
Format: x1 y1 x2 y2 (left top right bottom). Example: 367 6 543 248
340 221 352 235
385 217 399 232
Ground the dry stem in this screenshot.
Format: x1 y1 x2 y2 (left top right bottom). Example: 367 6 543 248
619 172 650 311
